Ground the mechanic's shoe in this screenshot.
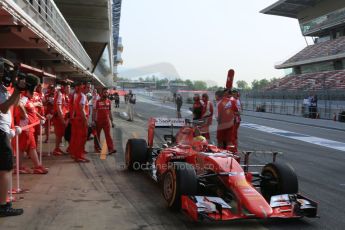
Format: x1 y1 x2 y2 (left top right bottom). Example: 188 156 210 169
0 203 23 217
75 157 90 163
53 148 64 156
33 165 48 174
108 150 117 155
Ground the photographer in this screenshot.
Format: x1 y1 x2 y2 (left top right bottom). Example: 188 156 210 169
0 57 24 216
127 90 136 121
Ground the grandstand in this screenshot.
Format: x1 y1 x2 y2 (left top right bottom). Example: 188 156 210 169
261 0 345 92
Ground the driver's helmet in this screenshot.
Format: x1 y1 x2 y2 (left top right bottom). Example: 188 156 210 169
192 135 208 151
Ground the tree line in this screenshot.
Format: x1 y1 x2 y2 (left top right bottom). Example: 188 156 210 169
117 76 278 91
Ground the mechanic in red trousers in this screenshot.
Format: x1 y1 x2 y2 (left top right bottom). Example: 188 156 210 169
231 89 241 152
52 81 69 155
43 84 55 143
93 88 116 154
17 74 48 174
32 83 44 145
200 93 213 141
217 89 238 151
69 82 89 163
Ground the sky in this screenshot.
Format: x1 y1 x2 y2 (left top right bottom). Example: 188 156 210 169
119 0 310 87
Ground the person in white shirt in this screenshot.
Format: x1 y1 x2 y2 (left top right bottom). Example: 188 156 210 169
0 57 24 216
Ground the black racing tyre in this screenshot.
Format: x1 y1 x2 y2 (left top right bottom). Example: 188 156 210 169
162 162 197 210
260 163 298 202
125 139 148 171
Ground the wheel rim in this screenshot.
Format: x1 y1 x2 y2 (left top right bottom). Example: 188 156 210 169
262 171 278 198
163 171 175 201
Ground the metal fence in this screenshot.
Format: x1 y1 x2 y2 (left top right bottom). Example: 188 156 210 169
241 89 345 121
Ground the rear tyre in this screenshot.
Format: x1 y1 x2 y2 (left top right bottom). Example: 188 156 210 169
125 139 148 171
260 163 298 202
162 162 197 210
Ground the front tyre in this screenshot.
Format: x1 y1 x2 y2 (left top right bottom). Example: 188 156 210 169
162 162 197 210
261 163 298 202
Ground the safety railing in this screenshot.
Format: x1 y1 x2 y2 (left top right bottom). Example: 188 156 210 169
2 0 93 71
241 98 345 121
8 120 43 202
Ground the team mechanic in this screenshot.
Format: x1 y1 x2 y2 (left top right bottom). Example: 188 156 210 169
93 88 116 154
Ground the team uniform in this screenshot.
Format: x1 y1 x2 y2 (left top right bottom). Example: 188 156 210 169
18 96 37 152
32 91 44 144
52 90 67 155
69 92 89 162
43 90 55 142
94 98 114 152
217 96 238 150
53 91 66 140
200 100 213 141
232 97 241 151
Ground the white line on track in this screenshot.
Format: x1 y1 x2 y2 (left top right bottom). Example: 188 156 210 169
241 122 345 152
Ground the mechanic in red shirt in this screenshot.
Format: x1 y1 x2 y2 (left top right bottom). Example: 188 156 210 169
200 93 213 141
32 84 44 146
17 74 47 174
69 83 89 162
93 88 116 154
217 89 238 150
52 81 69 155
231 89 241 152
43 84 55 143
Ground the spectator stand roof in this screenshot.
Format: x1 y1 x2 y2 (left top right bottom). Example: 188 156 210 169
260 0 320 18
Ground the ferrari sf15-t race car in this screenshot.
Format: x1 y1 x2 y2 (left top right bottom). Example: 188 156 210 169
125 117 318 221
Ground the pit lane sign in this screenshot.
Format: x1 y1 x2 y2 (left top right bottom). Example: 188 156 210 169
154 118 185 127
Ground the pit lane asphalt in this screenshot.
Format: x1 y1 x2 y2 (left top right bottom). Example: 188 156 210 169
132 96 345 230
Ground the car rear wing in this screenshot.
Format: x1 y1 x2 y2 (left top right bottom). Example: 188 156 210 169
153 117 186 128
148 117 186 148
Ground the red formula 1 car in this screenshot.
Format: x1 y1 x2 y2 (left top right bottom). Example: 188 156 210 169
125 117 318 221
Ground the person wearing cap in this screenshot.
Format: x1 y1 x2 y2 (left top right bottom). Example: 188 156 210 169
32 83 44 145
52 81 69 156
93 88 116 154
16 74 47 174
200 93 213 141
69 82 90 162
0 57 24 217
217 88 238 150
43 84 55 143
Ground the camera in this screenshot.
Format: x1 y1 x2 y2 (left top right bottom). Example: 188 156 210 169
0 57 17 87
0 57 39 91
